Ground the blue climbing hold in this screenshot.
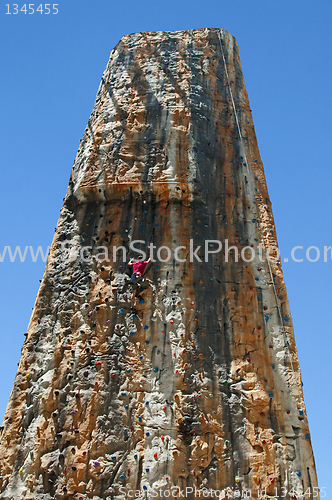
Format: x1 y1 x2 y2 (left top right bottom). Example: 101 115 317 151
296 471 302 478
127 369 131 373
265 315 269 322
284 317 289 322
272 364 275 369
130 331 134 336
120 474 125 480
255 177 258 181
154 367 159 373
258 297 261 302
140 355 143 360
144 325 148 330
134 454 138 459
125 405 129 410
121 392 127 397
269 392 273 398
145 401 149 405
255 278 259 281
299 409 304 415
112 456 116 460
139 299 144 304
143 486 147 490
145 340 150 345
280 427 284 431
146 468 149 472
120 308 124 314
252 219 256 223
278 296 283 300
123 429 127 434
146 432 150 436
138 416 142 422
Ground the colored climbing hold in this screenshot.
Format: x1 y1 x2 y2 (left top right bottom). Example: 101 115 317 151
154 367 159 373
269 392 273 398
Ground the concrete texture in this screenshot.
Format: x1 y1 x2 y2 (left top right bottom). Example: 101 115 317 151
0 28 319 499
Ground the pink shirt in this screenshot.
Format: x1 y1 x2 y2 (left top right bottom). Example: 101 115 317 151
132 261 148 275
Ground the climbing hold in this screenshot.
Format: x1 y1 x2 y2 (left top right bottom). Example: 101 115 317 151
138 416 142 422
144 325 148 330
111 456 116 461
154 367 159 373
299 409 304 415
146 432 150 436
95 361 101 366
296 471 302 477
121 392 127 397
145 401 149 405
280 427 284 431
93 461 100 467
161 435 165 441
154 452 158 458
120 474 125 480
269 392 273 398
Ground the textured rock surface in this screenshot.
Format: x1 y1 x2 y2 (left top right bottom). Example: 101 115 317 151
0 28 319 499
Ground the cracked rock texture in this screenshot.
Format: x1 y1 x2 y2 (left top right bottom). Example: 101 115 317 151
0 28 319 499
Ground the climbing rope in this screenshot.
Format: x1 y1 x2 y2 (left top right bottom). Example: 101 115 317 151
217 28 303 405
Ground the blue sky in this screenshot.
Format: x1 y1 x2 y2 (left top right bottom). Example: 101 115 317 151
0 0 331 492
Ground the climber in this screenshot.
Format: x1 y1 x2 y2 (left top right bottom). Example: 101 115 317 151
128 255 151 311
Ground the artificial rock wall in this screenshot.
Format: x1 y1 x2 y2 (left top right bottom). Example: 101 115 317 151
0 28 319 500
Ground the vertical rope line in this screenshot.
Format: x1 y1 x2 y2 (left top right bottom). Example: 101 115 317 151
217 29 302 405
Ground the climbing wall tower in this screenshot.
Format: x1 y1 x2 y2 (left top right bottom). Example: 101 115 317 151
0 28 319 499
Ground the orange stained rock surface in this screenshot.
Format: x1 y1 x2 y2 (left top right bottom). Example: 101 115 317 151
0 28 318 500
